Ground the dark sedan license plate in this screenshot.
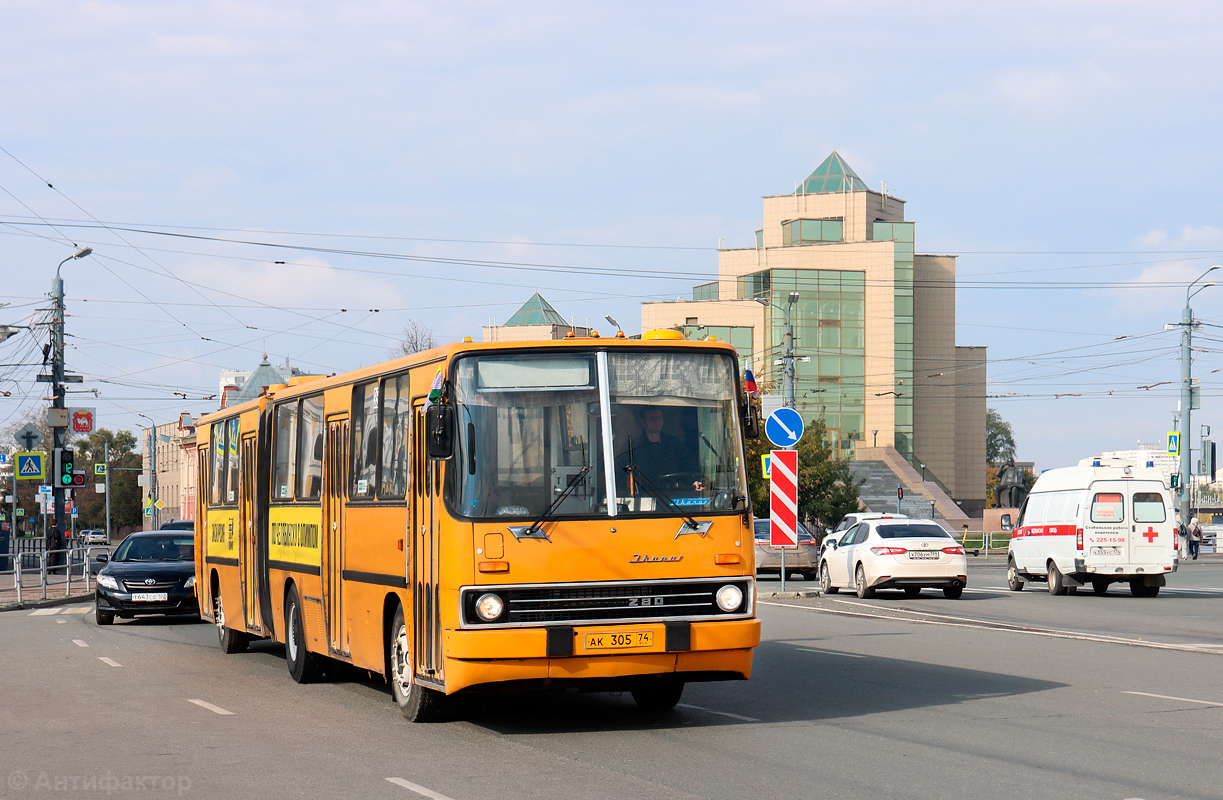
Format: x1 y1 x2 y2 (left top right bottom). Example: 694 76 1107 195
908 551 940 560
132 592 169 602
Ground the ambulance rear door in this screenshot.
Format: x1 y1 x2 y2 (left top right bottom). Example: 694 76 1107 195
1083 481 1129 568
1129 481 1173 568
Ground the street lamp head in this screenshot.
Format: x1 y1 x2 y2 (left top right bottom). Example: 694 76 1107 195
604 315 620 329
753 297 769 307
71 247 92 260
787 292 800 305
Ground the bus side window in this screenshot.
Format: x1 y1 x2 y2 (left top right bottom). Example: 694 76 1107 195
297 395 324 500
351 382 379 498
272 402 297 501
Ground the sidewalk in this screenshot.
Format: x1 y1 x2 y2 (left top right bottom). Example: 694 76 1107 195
0 572 94 610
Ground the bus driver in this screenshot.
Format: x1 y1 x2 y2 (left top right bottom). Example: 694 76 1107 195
617 406 703 493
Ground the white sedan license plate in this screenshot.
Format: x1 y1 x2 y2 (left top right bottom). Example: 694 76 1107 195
908 551 940 560
132 592 168 602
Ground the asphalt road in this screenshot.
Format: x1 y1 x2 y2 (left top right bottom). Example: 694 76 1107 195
3 562 1223 800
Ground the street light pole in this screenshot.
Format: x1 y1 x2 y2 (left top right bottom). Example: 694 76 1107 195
50 247 92 541
137 414 158 530
755 292 801 410
1177 265 1220 528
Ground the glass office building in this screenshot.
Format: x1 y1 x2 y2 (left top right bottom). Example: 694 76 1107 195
641 152 985 505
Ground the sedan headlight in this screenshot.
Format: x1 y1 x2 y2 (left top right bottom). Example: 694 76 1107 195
184 576 196 589
715 584 744 612
96 575 118 591
475 593 504 622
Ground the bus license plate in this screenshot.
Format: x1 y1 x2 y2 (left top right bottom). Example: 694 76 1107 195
132 592 168 602
908 551 939 560
584 631 653 651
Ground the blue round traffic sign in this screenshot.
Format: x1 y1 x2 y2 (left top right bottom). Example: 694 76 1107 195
765 407 805 448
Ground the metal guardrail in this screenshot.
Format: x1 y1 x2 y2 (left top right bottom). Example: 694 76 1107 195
0 546 109 604
954 529 1012 555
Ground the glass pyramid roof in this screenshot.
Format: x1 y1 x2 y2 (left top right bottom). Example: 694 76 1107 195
504 293 567 326
800 151 868 194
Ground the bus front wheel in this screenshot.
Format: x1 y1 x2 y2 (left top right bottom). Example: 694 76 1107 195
631 679 684 711
389 605 444 722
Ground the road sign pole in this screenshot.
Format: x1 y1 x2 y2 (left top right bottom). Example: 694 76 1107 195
104 440 111 544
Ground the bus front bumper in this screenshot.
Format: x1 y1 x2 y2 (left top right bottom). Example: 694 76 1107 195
441 618 761 695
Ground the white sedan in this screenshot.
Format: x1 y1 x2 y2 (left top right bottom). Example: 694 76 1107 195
819 518 968 599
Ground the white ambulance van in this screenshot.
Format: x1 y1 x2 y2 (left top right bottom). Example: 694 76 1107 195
1006 457 1176 597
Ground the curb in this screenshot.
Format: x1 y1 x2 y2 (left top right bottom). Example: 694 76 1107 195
0 592 94 613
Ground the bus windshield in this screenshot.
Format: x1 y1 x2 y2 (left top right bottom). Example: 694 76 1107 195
451 349 747 520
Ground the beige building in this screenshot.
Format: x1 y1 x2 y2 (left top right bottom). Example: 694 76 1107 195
642 152 986 507
142 415 198 529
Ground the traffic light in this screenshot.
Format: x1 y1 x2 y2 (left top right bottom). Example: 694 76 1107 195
56 448 75 487
1204 440 1217 482
1171 473 1181 489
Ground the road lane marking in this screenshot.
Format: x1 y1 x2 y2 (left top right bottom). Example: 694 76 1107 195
760 600 1223 655
72 639 89 648
61 607 90 614
1123 691 1223 708
386 777 459 799
676 703 760 722
29 608 60 616
56 619 65 624
798 647 866 658
98 657 121 667
187 699 233 715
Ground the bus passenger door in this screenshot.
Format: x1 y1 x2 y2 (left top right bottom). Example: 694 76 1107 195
412 402 443 686
323 415 350 657
240 433 260 632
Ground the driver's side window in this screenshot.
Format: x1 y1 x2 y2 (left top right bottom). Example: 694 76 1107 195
843 523 864 546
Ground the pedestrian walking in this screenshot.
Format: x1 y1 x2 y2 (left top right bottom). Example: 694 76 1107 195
1177 515 1188 559
1188 517 1203 561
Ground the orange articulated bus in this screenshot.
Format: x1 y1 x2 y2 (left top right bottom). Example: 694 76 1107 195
195 333 762 721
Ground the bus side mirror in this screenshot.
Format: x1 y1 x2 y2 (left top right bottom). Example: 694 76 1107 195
425 404 455 460
743 404 760 440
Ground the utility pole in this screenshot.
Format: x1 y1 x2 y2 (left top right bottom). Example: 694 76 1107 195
138 414 158 530
49 248 92 541
756 291 801 410
1176 266 1219 528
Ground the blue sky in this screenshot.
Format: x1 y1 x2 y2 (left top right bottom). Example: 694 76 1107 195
2 1 1222 473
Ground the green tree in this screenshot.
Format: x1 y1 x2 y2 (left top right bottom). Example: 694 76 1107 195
744 411 862 532
986 407 1017 465
72 428 142 529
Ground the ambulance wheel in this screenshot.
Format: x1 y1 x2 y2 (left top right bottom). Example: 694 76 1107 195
855 564 874 598
1006 558 1025 591
389 605 444 722
1130 580 1160 598
820 564 838 594
1092 580 1109 595
1046 562 1068 596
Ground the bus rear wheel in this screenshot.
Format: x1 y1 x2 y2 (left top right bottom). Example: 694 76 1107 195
389 605 444 722
285 585 323 683
631 679 684 711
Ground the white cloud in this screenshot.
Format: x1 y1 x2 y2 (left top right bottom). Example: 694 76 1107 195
1136 224 1223 249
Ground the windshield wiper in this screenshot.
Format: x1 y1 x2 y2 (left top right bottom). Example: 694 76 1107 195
508 465 591 542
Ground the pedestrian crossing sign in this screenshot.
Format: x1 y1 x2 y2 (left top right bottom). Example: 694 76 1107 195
15 452 44 481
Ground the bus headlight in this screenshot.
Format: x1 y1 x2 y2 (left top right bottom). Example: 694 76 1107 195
715 584 743 612
475 593 505 622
